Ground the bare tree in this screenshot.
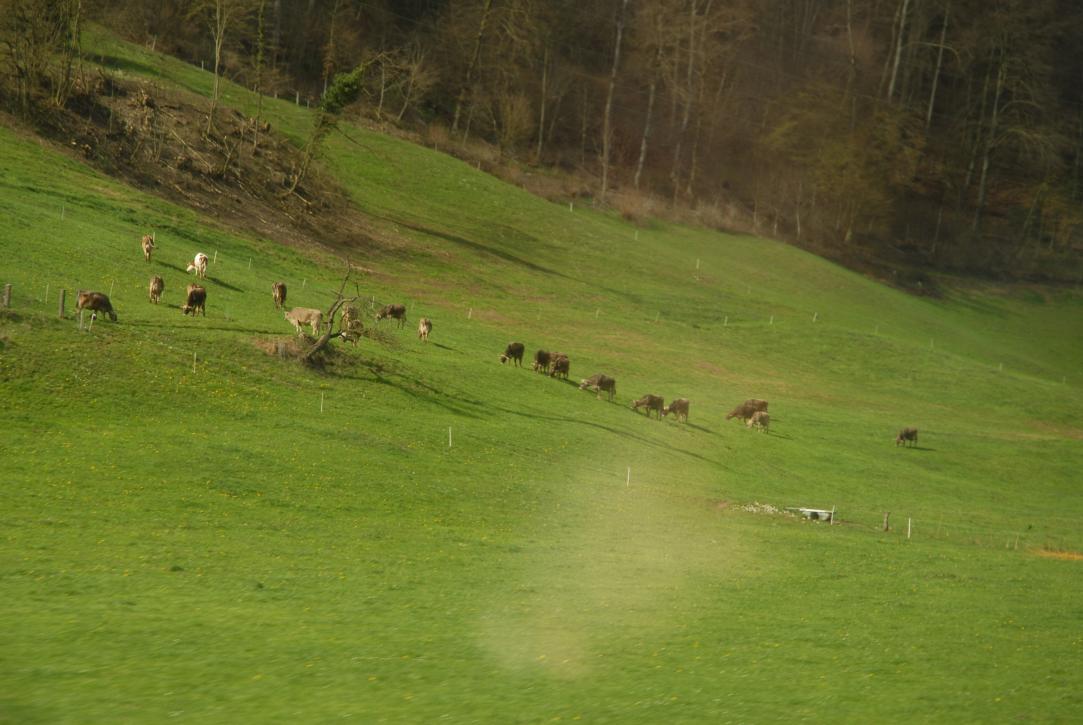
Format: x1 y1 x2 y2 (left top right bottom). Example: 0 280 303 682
188 0 253 135
450 0 495 136
599 0 629 202
302 260 363 364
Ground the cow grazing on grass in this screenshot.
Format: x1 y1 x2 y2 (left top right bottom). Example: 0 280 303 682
271 281 287 309
663 398 690 422
181 284 206 316
726 398 769 422
532 349 552 374
76 291 117 322
500 342 525 366
748 410 770 433
186 252 209 279
550 353 570 380
579 374 617 401
340 305 363 343
633 394 665 419
148 275 164 304
896 427 918 447
141 234 155 263
418 317 432 342
375 303 408 328
285 307 323 336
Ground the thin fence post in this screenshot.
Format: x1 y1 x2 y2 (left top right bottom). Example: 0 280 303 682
448 427 452 448
626 467 630 487
882 512 891 532
193 351 197 372
2 283 10 307
320 392 324 413
907 518 912 540
45 283 49 303
57 289 65 319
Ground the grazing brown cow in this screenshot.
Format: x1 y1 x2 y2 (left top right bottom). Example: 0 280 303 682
148 275 164 304
632 394 665 419
550 353 570 380
76 291 117 322
141 234 155 263
726 398 769 422
896 427 918 447
181 284 206 316
579 374 617 401
748 410 770 433
500 342 525 366
532 349 552 374
375 303 408 328
663 398 690 422
271 281 287 309
417 317 433 342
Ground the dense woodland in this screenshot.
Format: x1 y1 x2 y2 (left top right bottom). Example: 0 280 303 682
5 0 1083 282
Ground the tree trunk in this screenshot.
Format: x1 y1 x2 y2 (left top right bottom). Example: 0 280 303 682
206 0 226 136
600 0 630 203
634 61 660 190
253 0 267 150
925 1 950 130
451 0 494 135
535 43 550 163
885 0 911 102
960 63 991 208
671 0 699 204
973 56 1006 233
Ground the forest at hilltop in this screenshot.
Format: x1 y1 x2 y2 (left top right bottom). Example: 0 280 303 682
4 0 1083 283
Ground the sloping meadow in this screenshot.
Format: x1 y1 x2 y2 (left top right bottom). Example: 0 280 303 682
1 32 1083 722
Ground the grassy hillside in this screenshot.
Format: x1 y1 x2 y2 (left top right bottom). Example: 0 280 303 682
2 31 1082 723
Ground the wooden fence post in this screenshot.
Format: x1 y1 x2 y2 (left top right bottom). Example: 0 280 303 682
882 512 891 532
2 283 11 308
57 289 66 319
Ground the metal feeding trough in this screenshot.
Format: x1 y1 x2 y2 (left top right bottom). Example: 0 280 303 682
785 507 835 523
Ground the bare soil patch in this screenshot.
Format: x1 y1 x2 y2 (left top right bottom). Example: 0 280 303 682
28 72 393 263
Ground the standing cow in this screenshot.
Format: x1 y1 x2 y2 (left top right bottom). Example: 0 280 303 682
76 291 117 322
417 317 433 342
271 281 287 309
181 284 207 316
375 303 408 328
141 234 155 263
186 252 209 279
896 427 918 447
500 342 525 366
148 275 164 304
663 398 690 422
632 394 665 419
579 374 617 401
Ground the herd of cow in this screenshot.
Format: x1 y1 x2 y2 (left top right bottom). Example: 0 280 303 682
70 234 918 444
497 341 770 432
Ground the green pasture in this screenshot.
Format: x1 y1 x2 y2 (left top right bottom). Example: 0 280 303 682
1 30 1082 723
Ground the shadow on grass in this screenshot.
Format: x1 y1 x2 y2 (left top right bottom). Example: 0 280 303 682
93 54 165 80
127 320 283 335
390 218 569 280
